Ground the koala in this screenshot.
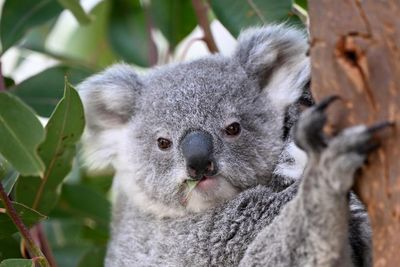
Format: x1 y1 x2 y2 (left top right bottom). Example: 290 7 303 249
78 25 377 266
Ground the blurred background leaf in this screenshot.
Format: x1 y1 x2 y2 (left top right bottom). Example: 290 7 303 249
149 0 197 50
210 0 299 37
0 0 63 53
58 0 92 25
109 0 156 67
0 258 34 267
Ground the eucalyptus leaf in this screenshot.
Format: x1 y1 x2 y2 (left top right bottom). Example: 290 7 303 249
58 184 111 226
182 179 199 205
0 202 46 239
109 0 155 67
63 1 117 69
77 246 107 267
58 0 92 25
150 0 197 49
0 259 34 267
16 81 85 215
10 66 93 117
210 0 295 37
0 93 45 176
0 0 63 53
0 235 21 261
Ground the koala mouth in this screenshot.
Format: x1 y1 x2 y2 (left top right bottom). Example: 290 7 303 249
181 176 219 205
197 176 217 190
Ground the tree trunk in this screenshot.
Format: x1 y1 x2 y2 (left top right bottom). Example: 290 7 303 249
308 1 400 266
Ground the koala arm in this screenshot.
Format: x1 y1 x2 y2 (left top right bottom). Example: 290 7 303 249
239 98 373 267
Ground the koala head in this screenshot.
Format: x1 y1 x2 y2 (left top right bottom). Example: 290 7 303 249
78 25 310 217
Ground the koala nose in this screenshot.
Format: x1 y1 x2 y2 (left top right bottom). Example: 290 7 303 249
181 131 217 180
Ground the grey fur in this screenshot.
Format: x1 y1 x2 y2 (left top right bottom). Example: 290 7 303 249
78 25 371 266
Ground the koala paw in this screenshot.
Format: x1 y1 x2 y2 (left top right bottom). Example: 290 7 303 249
294 96 392 192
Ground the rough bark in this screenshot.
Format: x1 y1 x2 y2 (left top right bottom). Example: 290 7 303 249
309 1 400 266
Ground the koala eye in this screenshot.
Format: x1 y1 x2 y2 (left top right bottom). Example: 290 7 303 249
157 138 172 150
225 122 241 136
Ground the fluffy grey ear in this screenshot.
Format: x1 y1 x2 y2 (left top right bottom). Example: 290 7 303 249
78 64 143 170
234 25 310 112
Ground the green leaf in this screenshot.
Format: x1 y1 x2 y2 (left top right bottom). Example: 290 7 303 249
108 0 156 67
210 0 295 37
0 259 34 267
295 0 308 9
77 246 106 267
57 0 92 25
0 235 21 261
58 184 111 226
41 219 92 267
0 0 63 53
0 202 46 239
1 151 19 195
10 66 93 117
16 82 85 215
63 1 118 69
20 19 57 52
149 0 197 49
0 93 45 176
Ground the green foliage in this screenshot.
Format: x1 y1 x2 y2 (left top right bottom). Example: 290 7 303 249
0 201 46 239
0 0 307 265
109 0 153 67
57 0 92 25
0 94 45 176
210 0 297 37
0 259 34 267
10 66 92 117
150 0 197 49
16 82 85 215
0 0 63 53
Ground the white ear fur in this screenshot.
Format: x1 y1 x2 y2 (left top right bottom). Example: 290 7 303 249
78 64 142 170
234 24 310 112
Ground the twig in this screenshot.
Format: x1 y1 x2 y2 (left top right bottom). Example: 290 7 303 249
292 3 309 27
0 183 50 267
191 0 219 53
0 61 6 92
178 37 203 61
143 4 158 66
30 224 58 267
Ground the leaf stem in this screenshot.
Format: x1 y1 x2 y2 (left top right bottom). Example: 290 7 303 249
0 183 50 267
191 0 219 53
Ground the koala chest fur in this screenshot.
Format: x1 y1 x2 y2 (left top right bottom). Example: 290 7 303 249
79 25 372 267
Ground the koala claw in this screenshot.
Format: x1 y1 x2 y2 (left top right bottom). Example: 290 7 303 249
294 95 340 153
314 95 341 111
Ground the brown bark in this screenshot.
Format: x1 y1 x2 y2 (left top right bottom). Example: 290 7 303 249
309 1 400 266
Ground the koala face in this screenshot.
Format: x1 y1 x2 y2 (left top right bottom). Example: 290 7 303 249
79 25 310 217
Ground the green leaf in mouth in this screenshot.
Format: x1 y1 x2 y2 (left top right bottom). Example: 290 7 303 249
181 179 199 206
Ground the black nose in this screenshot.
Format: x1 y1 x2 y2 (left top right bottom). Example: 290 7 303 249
181 131 217 180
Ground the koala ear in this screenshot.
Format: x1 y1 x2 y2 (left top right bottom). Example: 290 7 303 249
234 25 310 112
78 64 143 170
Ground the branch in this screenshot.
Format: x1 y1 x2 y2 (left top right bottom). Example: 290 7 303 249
0 183 50 267
191 0 219 53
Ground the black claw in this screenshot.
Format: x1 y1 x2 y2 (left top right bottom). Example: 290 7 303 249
356 142 381 154
367 121 395 134
315 95 341 111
